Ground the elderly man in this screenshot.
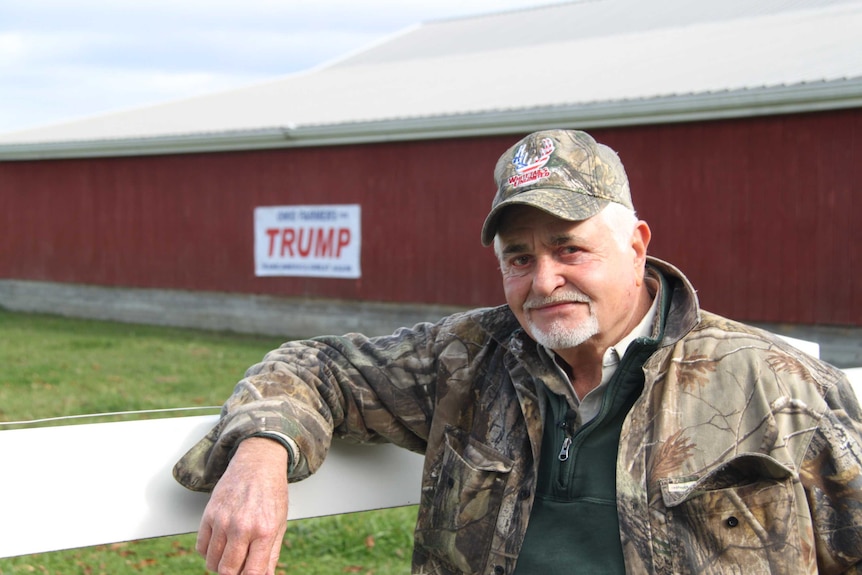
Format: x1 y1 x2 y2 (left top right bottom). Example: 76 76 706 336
175 129 862 575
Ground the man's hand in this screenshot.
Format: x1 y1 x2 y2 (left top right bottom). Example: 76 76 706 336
196 437 290 575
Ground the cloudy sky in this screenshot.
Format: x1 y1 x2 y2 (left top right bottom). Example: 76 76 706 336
0 0 561 135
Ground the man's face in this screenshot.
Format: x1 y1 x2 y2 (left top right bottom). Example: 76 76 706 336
495 205 649 355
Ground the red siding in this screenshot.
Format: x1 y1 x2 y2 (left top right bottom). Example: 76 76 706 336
1 109 859 326
594 112 861 326
0 138 509 305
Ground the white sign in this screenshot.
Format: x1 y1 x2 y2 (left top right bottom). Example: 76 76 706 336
254 205 361 278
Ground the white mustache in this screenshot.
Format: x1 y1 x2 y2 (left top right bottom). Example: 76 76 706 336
523 292 591 310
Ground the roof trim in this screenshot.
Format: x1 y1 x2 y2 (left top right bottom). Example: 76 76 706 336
2 78 861 161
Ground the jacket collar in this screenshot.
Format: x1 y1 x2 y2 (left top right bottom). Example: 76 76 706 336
645 256 700 347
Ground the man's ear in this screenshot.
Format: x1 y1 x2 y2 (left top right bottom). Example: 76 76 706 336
631 221 651 283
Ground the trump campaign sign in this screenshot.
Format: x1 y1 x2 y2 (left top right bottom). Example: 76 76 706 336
254 205 361 278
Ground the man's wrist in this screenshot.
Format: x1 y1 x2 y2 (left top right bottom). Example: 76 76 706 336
245 432 299 473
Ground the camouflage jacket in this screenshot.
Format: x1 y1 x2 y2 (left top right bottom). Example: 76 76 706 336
174 258 862 574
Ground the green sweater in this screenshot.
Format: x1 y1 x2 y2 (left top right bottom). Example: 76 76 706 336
514 337 659 574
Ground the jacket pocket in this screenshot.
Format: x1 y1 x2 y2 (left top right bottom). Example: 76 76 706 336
415 426 514 575
659 453 803 575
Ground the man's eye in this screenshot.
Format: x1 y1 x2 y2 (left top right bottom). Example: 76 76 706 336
561 246 581 256
501 255 530 273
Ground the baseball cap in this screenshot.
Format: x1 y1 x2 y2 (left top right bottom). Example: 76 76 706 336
480 129 633 246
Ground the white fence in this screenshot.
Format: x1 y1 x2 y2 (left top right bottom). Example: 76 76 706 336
0 416 424 558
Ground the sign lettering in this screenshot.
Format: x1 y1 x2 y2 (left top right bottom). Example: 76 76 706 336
254 205 361 278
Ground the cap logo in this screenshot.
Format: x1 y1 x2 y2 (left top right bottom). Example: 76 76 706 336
508 137 555 188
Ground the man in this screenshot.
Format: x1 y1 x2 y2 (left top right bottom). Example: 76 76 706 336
174 129 862 575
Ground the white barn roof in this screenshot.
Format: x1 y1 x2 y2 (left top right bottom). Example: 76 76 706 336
2 0 861 159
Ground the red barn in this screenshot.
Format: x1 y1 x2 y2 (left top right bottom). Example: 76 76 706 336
1 1 860 363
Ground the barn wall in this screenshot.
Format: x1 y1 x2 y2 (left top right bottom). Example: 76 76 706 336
0 108 859 326
0 137 509 306
596 111 860 327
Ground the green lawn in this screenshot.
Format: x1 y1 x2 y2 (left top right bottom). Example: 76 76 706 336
0 309 416 574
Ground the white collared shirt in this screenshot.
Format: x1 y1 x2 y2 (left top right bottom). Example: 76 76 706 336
542 293 659 423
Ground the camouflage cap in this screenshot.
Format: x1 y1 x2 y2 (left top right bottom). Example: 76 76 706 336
480 129 633 246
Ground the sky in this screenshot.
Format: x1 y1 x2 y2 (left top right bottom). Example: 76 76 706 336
0 0 562 135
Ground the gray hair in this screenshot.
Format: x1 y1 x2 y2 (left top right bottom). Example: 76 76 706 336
596 202 638 250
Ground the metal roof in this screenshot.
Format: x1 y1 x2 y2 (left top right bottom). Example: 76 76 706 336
2 0 861 159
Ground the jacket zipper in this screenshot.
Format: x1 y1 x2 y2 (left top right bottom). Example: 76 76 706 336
557 409 578 461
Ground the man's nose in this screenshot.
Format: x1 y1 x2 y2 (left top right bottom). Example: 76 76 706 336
532 256 566 295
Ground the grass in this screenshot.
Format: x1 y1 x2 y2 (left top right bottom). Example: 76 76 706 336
0 309 417 574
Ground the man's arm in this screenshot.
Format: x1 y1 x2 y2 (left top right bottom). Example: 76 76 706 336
174 314 479 570
196 437 289 575
174 323 447 494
